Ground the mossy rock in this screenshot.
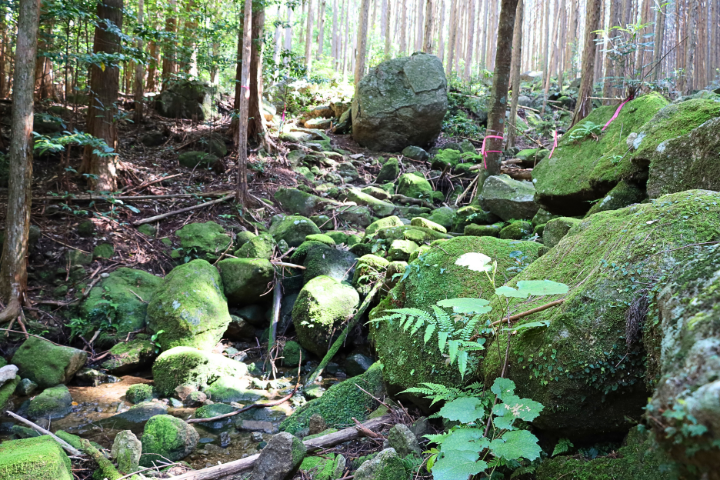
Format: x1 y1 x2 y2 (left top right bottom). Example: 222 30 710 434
27 385 72 420
352 254 390 297
325 231 349 245
426 206 456 230
451 206 499 233
282 341 307 367
305 234 336 246
516 148 548 168
218 258 275 306
303 246 357 283
203 375 267 403
178 151 220 169
369 236 542 402
147 259 231 352
543 217 582 248
587 180 647 216
235 233 275 260
366 216 405 236
292 276 360 357
536 427 679 480
235 231 257 249
480 174 539 221
93 243 114 259
344 188 395 217
464 223 504 237
140 415 199 467
388 239 419 261
81 268 163 338
533 93 668 216
0 377 19 409
281 363 385 434
409 217 446 233
397 173 433 200
275 188 338 217
269 215 322 248
0 436 73 480
336 205 373 228
175 222 231 260
152 346 248 397
125 383 154 404
499 220 533 240
12 337 87 389
299 454 346 480
532 208 559 227
376 158 399 183
354 448 409 480
101 339 156 375
481 190 720 441
195 402 235 419
431 149 482 172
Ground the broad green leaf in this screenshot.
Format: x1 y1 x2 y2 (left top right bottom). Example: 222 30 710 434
489 430 542 461
424 323 436 344
493 394 544 422
424 433 448 445
438 397 485 424
437 428 488 452
455 252 493 272
516 280 569 296
495 286 528 298
438 331 449 352
432 452 487 480
505 321 551 332
493 413 516 431
437 298 492 314
491 377 516 398
457 351 468 378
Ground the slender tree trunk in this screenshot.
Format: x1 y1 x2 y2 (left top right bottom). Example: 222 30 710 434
463 0 476 80
304 0 314 70
415 0 423 51
541 0 560 113
685 0 698 93
602 0 621 104
134 0 144 123
236 0 252 205
83 0 123 191
445 0 457 76
0 0 40 323
422 0 434 52
384 0 391 59
355 0 371 91
485 0 519 175
161 0 177 89
480 0 489 68
565 0 577 79
507 0 523 149
285 4 293 64
317 0 326 59
248 5 268 148
0 13 6 98
147 40 158 91
572 0 602 127
180 0 197 75
399 0 407 55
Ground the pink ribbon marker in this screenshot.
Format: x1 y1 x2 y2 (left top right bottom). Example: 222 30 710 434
602 94 634 132
481 135 504 169
549 130 558 159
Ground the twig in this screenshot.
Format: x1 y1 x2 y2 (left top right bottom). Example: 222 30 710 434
134 195 234 226
352 418 382 438
41 233 90 253
121 173 183 194
271 261 306 270
5 411 83 456
0 328 64 345
489 299 565 327
266 278 283 379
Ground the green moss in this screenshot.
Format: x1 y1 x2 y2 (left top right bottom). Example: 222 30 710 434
12 337 87 389
0 436 73 480
465 223 504 237
235 230 257 248
27 384 72 420
126 384 154 404
543 217 582 248
366 216 405 236
195 403 235 418
409 217 446 233
587 180 647 216
482 190 720 440
376 158 399 183
431 149 482 171
305 234 336 246
140 415 199 467
175 222 231 260
499 220 533 240
397 173 433 200
452 206 499 232
178 151 219 168
370 236 542 396
325 231 349 245
352 255 390 296
218 258 275 306
235 233 275 259
152 346 248 397
269 215 322 247
282 341 307 367
533 93 668 216
344 189 396 217
93 243 114 259
101 339 155 375
388 240 419 261
0 377 18 409
280 363 384 434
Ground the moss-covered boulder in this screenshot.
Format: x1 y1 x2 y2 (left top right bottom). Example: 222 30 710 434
101 339 156 375
646 244 720 474
203 375 266 403
369 236 542 399
303 247 357 283
281 363 385 434
354 448 408 480
140 415 199 467
376 158 399 183
218 258 275 306
270 215 322 247
426 206 456 230
499 220 533 240
352 255 390 297
282 341 307 367
80 268 162 338
152 346 248 397
586 180 647 216
175 222 231 260
482 190 720 441
645 117 720 199
146 259 231 351
250 432 307 480
125 383 154 404
397 173 433 200
533 93 668 216
0 436 73 480
536 426 679 480
292 276 360 356
464 223 503 237
12 337 87 389
543 217 581 248
178 151 220 169
480 174 539 221
305 234 335 246
409 217 446 233
275 188 338 217
26 384 72 420
344 189 396 217
235 233 275 260
366 216 404 236
336 205 373 228
388 239 419 261
299 454 346 480
451 206 500 232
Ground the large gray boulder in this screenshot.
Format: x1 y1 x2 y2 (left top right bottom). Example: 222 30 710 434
352 53 448 152
480 174 539 221
250 432 306 480
156 80 214 120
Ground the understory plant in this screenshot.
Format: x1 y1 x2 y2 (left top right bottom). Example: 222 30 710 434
373 252 569 479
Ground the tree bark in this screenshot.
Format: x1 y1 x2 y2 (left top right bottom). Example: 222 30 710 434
0 13 6 98
304 0 314 71
415 0 423 51
571 0 602 127
507 0 523 149
463 0 476 80
422 0 433 52
445 0 457 76
180 0 197 75
236 0 252 205
437 0 445 61
354 0 371 92
384 0 391 59
161 0 177 89
317 0 326 59
0 0 40 323
485 0 520 175
685 0 698 93
399 0 407 55
602 0 621 104
133 0 144 123
147 39 158 91
285 3 293 60
248 5 268 148
82 0 123 192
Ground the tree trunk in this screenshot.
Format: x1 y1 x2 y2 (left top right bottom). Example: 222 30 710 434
485 0 519 175
0 0 40 323
82 0 123 192
415 0 423 51
331 0 338 63
438 0 445 61
147 40 158 91
423 0 433 52
274 4 282 67
180 0 197 75
304 0 314 71
565 0 577 79
248 5 269 149
480 0 489 67
541 0 560 114
0 13 6 98
384 0 391 59
463 0 476 80
317 0 326 59
603 0 621 104
399 0 407 55
354 0 371 92
236 0 252 205
507 0 523 149
445 0 457 76
685 0 698 94
161 0 177 89
285 4 293 65
133 0 144 123
572 0 602 127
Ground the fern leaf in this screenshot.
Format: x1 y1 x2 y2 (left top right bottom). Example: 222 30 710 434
424 323 436 344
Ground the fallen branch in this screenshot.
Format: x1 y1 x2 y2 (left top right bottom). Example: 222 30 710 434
305 282 382 387
490 299 566 327
266 278 283 378
22 191 233 202
6 411 83 456
134 195 234 226
391 194 433 209
172 416 392 480
80 438 122 480
271 261 306 270
121 173 183 194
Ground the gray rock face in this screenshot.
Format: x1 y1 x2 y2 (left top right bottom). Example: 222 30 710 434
387 424 421 457
27 384 73 420
0 365 18 386
111 430 142 474
354 448 407 480
250 432 306 480
401 146 429 161
352 53 448 152
344 353 374 377
156 80 214 120
543 217 581 248
480 174 540 221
